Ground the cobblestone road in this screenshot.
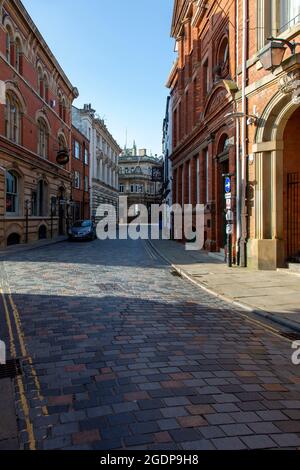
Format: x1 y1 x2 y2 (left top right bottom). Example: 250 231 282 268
1 239 300 450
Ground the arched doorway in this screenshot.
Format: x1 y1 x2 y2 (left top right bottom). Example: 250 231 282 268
283 107 300 262
252 81 300 269
7 233 20 246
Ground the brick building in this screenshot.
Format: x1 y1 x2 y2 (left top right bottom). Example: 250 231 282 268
168 0 237 257
71 125 90 221
0 0 78 248
237 0 300 269
169 0 300 270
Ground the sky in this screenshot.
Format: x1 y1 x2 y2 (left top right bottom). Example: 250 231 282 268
22 0 175 156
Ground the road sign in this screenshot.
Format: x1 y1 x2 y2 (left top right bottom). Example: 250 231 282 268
225 177 231 194
225 192 232 200
226 224 233 235
226 210 234 221
226 198 232 210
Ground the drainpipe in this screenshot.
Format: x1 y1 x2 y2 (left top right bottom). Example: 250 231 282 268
235 0 241 265
240 0 248 267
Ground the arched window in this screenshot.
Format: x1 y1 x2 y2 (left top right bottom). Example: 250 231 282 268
44 73 49 103
15 38 22 74
216 36 229 78
62 97 67 122
5 27 13 64
6 171 19 214
38 68 44 99
58 92 63 118
5 93 21 144
37 118 49 159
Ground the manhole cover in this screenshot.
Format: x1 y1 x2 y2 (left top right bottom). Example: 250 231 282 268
0 359 22 379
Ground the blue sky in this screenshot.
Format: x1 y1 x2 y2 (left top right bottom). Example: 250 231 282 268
22 0 175 155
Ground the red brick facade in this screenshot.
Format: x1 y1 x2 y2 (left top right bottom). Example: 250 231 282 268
0 0 78 247
71 126 90 221
168 0 237 255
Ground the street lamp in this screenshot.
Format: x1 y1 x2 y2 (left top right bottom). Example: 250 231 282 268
258 37 300 71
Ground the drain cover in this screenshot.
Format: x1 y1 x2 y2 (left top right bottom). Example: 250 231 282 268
0 359 22 379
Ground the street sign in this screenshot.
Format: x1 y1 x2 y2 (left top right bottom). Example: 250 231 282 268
225 177 231 194
226 198 232 210
226 224 233 235
225 192 232 200
226 210 234 221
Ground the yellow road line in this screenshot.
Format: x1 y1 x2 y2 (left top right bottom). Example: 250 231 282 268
0 286 36 450
7 288 48 416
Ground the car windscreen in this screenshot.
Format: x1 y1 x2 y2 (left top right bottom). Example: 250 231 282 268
73 221 92 228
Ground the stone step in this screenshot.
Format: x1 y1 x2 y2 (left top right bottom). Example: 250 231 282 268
287 263 300 273
208 249 225 262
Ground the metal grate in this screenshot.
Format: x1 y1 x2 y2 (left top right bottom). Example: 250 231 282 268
0 359 22 379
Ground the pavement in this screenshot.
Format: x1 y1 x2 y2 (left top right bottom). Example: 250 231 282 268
0 238 299 450
0 236 67 261
149 239 300 333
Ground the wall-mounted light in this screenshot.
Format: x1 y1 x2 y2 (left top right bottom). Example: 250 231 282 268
258 37 300 72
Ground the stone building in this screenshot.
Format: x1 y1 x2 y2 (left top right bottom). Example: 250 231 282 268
168 0 237 258
71 125 90 221
0 0 78 248
237 0 300 269
119 146 163 218
72 105 121 221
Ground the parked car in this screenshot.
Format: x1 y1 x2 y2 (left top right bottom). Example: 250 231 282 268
68 220 97 241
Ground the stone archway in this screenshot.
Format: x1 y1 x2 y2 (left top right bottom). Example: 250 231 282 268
251 76 300 269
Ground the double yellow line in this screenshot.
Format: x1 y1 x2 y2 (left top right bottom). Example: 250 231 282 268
0 267 48 450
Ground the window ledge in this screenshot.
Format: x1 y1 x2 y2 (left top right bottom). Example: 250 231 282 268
278 23 300 41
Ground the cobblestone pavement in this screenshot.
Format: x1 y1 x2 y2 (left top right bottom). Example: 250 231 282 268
1 238 300 450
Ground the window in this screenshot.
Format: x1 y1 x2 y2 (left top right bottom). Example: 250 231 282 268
31 190 37 216
74 140 81 159
6 171 19 214
37 119 49 159
44 74 49 103
50 196 57 216
38 68 44 99
204 148 209 204
84 176 89 192
62 98 67 122
74 171 80 189
58 93 63 118
5 28 13 64
15 38 22 74
5 93 21 144
119 184 124 193
130 185 134 193
203 59 210 95
279 0 300 33
84 148 89 165
37 180 48 216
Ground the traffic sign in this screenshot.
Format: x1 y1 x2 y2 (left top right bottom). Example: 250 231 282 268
225 192 232 200
226 198 232 210
225 177 231 194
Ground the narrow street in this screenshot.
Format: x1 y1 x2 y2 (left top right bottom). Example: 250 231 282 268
1 239 300 450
